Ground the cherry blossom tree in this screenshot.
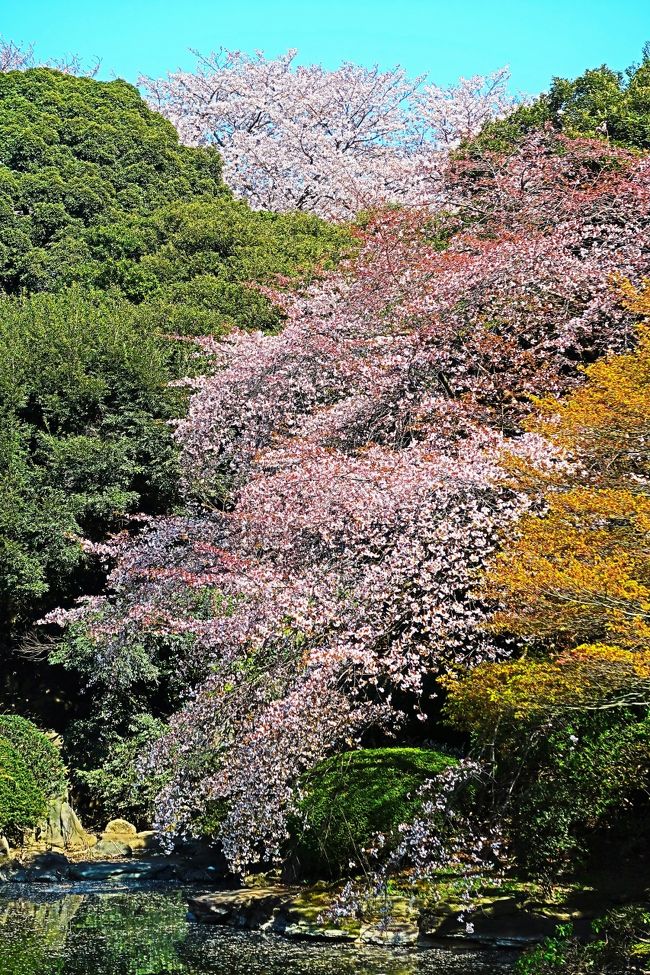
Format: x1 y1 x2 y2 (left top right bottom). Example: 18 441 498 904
45 132 650 869
0 36 100 75
0 38 35 72
142 50 515 216
417 67 514 147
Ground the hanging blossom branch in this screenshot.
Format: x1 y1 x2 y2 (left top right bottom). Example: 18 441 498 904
325 760 509 931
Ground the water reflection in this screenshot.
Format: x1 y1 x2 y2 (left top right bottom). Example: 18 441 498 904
0 887 517 975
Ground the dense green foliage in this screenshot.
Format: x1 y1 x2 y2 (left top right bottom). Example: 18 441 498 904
0 289 185 630
0 69 349 314
69 714 167 827
501 712 650 878
0 735 46 840
49 621 201 824
0 714 66 798
470 46 650 153
0 67 221 294
517 907 650 974
293 748 457 878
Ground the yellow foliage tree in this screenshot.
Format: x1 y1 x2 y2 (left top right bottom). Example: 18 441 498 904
443 645 650 732
490 295 650 652
445 280 650 722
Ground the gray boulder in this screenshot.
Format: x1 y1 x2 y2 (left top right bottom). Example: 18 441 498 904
93 838 133 857
43 797 94 851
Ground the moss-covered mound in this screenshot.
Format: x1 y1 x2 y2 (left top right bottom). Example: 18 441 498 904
0 715 66 798
292 747 458 878
0 735 46 841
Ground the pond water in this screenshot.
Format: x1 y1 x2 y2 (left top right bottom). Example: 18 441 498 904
0 884 519 975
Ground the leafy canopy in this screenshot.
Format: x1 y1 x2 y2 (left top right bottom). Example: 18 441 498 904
471 45 650 153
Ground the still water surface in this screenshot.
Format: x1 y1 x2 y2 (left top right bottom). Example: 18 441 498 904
0 885 518 975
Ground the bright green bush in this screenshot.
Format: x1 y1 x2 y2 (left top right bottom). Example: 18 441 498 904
0 735 46 840
0 715 66 798
292 747 458 878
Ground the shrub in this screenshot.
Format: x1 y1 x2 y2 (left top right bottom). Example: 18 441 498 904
0 735 46 840
511 714 650 878
73 714 167 827
291 747 458 878
0 714 66 798
517 907 650 975
445 674 650 880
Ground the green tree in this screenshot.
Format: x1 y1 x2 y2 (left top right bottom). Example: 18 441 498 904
470 45 650 153
0 70 350 636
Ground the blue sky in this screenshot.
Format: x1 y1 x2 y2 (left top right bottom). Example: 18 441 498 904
2 1 649 95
